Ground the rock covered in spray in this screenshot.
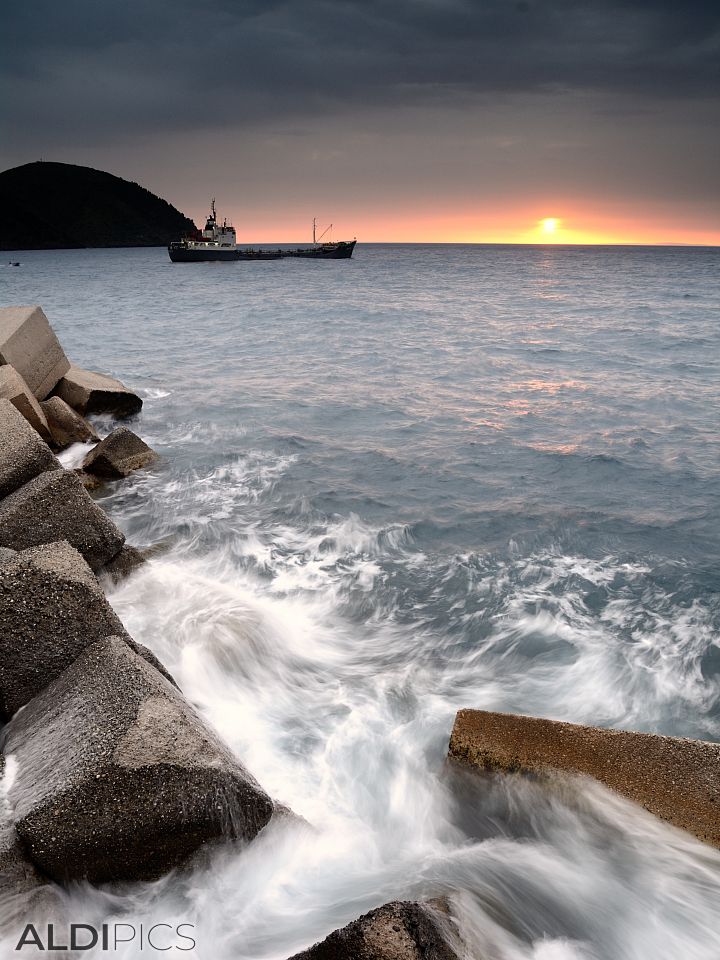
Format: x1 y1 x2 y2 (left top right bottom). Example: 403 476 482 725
4 636 275 883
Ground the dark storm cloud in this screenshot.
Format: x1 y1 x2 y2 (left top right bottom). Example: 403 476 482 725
1 0 718 148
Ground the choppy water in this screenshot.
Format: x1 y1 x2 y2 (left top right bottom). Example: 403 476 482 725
2 244 720 959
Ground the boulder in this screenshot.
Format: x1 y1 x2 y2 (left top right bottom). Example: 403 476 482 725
448 709 720 847
3 636 275 883
287 901 460 960
0 306 70 399
53 364 142 417
40 395 99 450
82 427 158 479
0 399 59 499
100 543 146 584
0 366 52 443
0 541 174 720
0 468 124 571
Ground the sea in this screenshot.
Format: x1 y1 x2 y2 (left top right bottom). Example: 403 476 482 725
2 244 720 959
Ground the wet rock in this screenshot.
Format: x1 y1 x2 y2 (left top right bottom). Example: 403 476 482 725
287 901 460 960
0 468 124 571
40 395 99 450
100 543 147 584
1 755 66 941
53 364 142 418
3 636 275 883
0 541 173 720
448 709 720 847
82 426 157 479
0 306 70 399
0 365 53 443
0 399 60 499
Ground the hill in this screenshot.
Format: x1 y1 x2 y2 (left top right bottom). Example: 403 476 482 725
0 162 196 250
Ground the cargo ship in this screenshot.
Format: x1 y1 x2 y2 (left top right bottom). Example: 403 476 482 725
168 201 356 262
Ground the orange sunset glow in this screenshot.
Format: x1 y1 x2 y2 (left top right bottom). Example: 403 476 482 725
184 198 720 247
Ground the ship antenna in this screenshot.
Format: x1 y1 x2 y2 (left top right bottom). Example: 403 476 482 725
316 222 333 243
211 198 216 220
313 217 316 244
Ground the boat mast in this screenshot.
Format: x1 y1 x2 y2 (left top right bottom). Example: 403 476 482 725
313 217 316 244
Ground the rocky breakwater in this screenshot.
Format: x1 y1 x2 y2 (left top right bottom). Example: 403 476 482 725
449 709 720 847
0 305 277 936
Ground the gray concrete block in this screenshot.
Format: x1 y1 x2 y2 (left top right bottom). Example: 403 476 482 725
82 426 157 478
449 709 720 848
40 395 99 450
0 306 70 399
0 399 59 499
0 468 124 571
0 541 174 720
4 636 275 883
54 364 142 417
0 366 52 442
286 901 460 960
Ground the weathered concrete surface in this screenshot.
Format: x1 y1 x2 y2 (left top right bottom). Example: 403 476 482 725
100 543 146 584
0 365 52 442
4 636 275 883
83 426 157 479
449 709 720 847
40 395 99 449
0 541 173 720
0 399 59 499
53 364 142 417
0 306 70 399
0 468 124 571
287 901 460 960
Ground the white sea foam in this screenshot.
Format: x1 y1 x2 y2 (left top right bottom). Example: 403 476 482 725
9 245 719 958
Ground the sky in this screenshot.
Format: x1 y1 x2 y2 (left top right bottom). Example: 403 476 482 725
2 0 719 244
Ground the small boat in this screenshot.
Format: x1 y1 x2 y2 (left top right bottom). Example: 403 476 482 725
168 201 356 263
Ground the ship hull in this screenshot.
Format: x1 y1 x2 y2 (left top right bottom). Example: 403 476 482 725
168 240 356 263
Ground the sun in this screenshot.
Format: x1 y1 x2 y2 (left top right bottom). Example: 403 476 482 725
540 217 560 234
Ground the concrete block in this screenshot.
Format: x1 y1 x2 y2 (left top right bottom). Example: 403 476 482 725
40 396 99 449
0 541 174 720
0 400 59 499
448 709 720 847
0 306 70 399
54 364 142 417
4 636 275 883
0 468 124 571
287 901 460 960
0 366 52 442
83 426 157 478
